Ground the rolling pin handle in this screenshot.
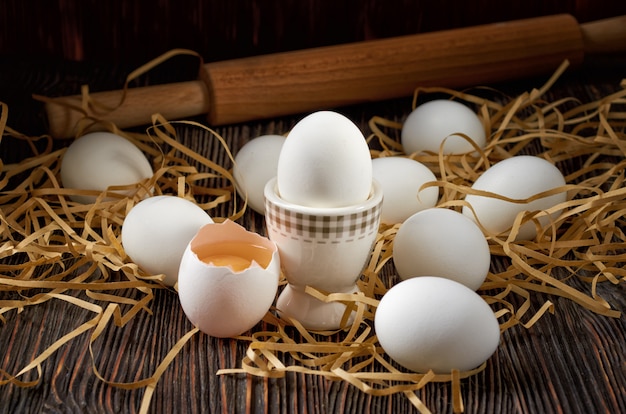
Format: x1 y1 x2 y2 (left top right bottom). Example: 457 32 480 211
580 15 626 55
42 80 211 139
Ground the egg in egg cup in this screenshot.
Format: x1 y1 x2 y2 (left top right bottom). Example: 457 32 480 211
264 177 383 330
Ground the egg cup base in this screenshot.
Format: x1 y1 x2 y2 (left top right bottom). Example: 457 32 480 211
275 284 358 331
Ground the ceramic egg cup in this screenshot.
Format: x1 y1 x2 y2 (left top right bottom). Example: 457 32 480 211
264 178 383 330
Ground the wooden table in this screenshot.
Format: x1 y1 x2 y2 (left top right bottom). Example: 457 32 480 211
1 55 625 414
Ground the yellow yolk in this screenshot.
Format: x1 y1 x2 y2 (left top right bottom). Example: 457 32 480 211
197 242 272 272
201 255 252 272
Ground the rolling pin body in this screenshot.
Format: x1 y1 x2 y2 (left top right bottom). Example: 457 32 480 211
43 14 623 138
203 14 583 126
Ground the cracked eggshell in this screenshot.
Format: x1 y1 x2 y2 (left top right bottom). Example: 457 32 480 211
177 220 280 338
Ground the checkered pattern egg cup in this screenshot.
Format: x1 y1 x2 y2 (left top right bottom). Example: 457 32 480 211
264 178 383 330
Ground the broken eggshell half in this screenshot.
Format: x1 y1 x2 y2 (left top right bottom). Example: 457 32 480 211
177 219 280 338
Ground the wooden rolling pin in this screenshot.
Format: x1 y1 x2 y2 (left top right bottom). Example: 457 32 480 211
43 13 626 138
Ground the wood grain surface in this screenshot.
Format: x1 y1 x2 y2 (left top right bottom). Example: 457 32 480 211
1 54 626 414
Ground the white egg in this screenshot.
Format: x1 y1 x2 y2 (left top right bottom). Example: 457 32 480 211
393 208 490 291
375 276 500 374
121 195 213 286
233 134 286 215
277 111 372 208
178 219 280 338
60 131 153 203
462 155 567 240
372 157 438 224
401 99 486 155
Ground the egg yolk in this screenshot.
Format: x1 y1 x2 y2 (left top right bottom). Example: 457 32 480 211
198 242 273 272
201 255 252 272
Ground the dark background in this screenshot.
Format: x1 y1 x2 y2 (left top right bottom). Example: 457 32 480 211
1 3 626 414
2 0 626 65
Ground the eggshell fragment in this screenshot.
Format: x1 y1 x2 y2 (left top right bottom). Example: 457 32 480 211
401 99 486 155
393 208 490 291
277 111 372 208
462 155 567 240
121 195 213 286
60 131 153 203
372 157 438 224
233 134 286 215
178 220 280 338
375 276 500 374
